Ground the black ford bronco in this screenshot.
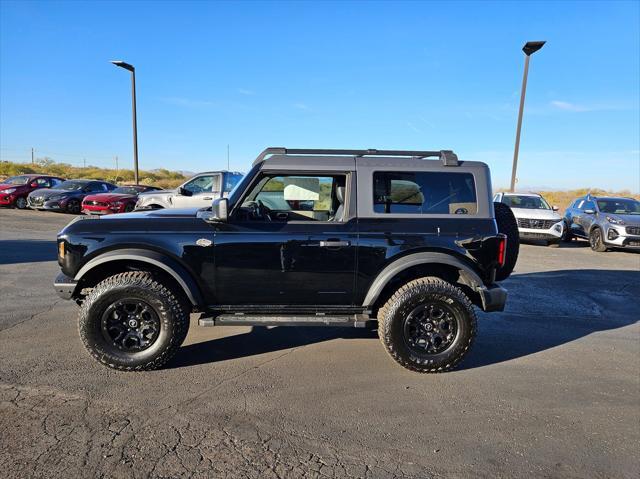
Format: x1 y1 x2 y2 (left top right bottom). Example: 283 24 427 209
55 148 519 373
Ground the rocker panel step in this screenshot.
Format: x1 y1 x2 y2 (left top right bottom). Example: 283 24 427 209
199 314 375 328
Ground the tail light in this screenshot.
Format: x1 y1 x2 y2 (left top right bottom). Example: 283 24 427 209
497 235 507 268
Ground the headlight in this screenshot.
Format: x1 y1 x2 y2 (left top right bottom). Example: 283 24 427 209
3 188 16 194
606 216 625 225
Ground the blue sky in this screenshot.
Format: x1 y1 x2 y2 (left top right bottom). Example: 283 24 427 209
1 0 638 191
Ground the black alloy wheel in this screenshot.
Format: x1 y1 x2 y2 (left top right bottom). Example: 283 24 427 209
403 302 458 355
101 299 161 352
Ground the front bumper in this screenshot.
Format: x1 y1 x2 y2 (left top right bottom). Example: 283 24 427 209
518 220 564 241
82 204 119 215
0 194 17 206
477 283 507 312
54 272 78 300
603 225 640 248
28 198 65 211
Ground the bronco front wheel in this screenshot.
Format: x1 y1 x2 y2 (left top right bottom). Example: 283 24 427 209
78 271 190 371
377 277 477 373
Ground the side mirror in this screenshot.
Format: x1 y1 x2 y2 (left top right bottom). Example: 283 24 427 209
552 205 559 211
178 187 193 197
30 182 39 188
205 198 228 222
584 209 595 215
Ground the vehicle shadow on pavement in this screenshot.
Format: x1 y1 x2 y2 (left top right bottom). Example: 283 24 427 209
169 268 639 371
460 268 640 370
167 326 377 369
0 240 57 265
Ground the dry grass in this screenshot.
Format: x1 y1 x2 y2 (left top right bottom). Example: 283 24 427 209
0 160 187 189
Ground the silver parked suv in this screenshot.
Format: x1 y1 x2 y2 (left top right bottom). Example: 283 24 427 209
493 192 564 247
135 170 243 210
563 194 640 251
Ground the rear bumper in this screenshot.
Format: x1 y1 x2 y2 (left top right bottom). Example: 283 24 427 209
477 283 507 312
54 272 78 300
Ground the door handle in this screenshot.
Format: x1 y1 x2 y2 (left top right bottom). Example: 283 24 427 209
203 197 213 201
319 240 351 248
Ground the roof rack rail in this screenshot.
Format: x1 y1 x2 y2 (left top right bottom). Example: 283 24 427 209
253 148 459 167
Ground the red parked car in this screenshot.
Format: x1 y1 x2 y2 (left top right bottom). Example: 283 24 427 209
0 174 65 209
82 184 162 215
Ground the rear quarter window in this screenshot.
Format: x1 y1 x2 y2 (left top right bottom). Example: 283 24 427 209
373 171 477 215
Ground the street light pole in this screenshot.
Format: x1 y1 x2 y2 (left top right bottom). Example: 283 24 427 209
510 41 545 192
110 60 139 185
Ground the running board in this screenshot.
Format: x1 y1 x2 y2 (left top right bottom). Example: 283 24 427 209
199 314 376 329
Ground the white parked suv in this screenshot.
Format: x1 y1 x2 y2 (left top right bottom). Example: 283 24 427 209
493 192 564 247
135 171 243 210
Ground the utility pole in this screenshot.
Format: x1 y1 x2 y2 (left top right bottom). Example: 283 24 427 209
31 148 34 165
227 144 230 170
510 41 546 192
83 158 86 169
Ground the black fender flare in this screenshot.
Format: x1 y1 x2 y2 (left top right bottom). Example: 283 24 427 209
362 252 484 307
74 249 204 306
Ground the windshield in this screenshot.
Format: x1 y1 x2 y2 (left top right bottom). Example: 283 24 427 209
597 198 640 215
2 175 31 185
57 181 87 191
112 186 145 195
502 195 551 210
228 163 260 207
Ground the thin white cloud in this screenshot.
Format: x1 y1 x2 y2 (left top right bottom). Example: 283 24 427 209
237 88 255 96
407 122 423 134
550 100 590 112
161 97 215 108
293 102 309 111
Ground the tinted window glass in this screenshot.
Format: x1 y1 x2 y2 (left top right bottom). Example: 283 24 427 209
2 175 31 185
597 198 640 214
501 195 550 210
373 172 477 214
58 181 87 191
224 174 242 193
183 175 218 194
583 200 596 211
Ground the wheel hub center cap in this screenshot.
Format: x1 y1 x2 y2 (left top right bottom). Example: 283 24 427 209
128 318 138 328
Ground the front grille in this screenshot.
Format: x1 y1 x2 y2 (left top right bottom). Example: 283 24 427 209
517 218 556 229
29 197 44 207
626 226 640 235
520 232 554 239
85 201 107 207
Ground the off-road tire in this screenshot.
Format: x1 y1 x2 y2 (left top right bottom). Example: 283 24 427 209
493 202 519 281
561 222 573 242
78 271 190 371
66 199 81 214
15 197 27 209
377 277 477 373
589 227 607 252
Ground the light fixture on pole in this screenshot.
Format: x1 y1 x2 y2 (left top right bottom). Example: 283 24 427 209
110 60 139 185
510 41 545 192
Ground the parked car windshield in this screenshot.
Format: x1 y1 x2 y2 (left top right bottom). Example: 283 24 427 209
112 186 147 195
2 175 31 185
597 198 640 215
57 181 87 191
502 195 551 210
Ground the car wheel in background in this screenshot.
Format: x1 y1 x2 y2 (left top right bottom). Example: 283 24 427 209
547 240 560 248
561 222 573 242
124 203 135 212
589 227 607 252
493 202 520 281
15 197 27 209
66 199 81 214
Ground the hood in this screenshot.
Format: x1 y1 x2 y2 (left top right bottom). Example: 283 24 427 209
604 213 640 226
509 208 562 221
29 188 82 199
138 189 174 197
99 207 201 220
0 183 28 192
83 193 135 203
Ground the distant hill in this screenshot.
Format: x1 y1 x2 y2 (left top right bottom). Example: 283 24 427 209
0 159 187 189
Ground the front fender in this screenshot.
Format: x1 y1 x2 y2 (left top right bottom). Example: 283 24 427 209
74 248 203 306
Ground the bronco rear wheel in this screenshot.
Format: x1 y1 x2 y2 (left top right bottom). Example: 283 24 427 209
493 202 519 281
78 271 190 371
378 277 477 373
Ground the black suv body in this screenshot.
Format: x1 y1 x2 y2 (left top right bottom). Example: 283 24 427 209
55 148 516 373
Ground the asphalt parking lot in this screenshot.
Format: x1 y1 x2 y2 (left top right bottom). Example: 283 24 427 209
1 208 639 478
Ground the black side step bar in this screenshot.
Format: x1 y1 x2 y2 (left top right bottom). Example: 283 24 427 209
199 314 376 329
